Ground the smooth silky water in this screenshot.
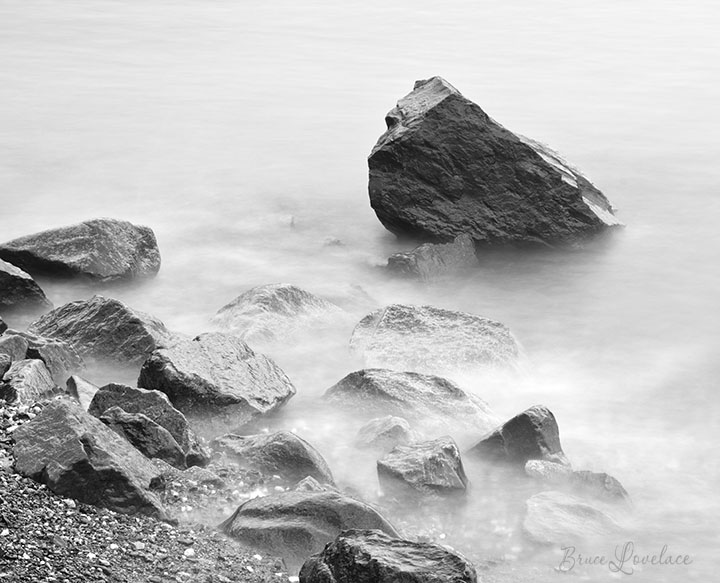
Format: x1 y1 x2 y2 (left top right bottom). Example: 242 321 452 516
2 1 718 580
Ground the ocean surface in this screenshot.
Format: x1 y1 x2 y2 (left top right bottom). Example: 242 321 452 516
1 1 719 581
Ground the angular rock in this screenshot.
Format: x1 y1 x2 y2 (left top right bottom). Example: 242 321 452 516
387 234 477 280
0 258 52 311
12 399 166 517
524 459 573 484
220 489 398 571
350 304 520 374
356 415 414 452
66 375 99 411
212 283 342 343
0 316 7 334
138 332 296 435
29 295 175 366
523 491 621 545
299 529 477 583
4 329 85 384
88 383 209 467
468 405 568 466
293 476 328 493
0 359 57 404
571 471 631 506
0 218 161 281
325 369 498 441
0 354 11 377
377 436 468 498
369 76 621 246
213 431 334 486
0 333 29 362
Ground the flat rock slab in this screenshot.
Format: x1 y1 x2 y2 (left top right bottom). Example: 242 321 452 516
138 332 296 435
13 399 166 518
350 304 520 374
300 529 477 583
0 359 56 405
29 295 175 366
369 76 621 246
387 234 477 280
0 258 52 311
0 218 160 281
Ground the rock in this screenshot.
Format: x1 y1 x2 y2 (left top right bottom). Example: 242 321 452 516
88 383 210 467
325 369 498 442
524 460 573 484
0 259 52 311
138 332 296 436
0 333 30 361
212 283 342 343
12 399 166 517
368 77 621 246
293 476 328 493
522 491 621 545
0 359 57 404
468 405 568 466
0 354 11 377
182 465 226 489
350 304 520 374
212 431 334 486
66 375 99 411
0 316 7 334
220 489 398 571
387 234 477 280
571 471 631 506
4 329 84 384
355 416 414 452
100 406 188 469
0 218 161 281
299 529 477 583
377 436 468 498
29 295 175 366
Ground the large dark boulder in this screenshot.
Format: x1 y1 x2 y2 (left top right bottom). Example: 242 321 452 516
368 77 621 246
0 259 52 311
12 399 166 518
377 436 468 498
3 329 84 385
89 383 210 467
29 295 175 366
468 405 568 467
138 332 296 435
387 234 477 280
300 529 477 583
325 368 498 441
220 490 398 572
213 431 334 486
0 218 160 281
212 283 343 343
350 304 520 374
0 359 57 404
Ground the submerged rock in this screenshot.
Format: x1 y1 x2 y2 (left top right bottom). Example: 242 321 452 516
13 399 166 518
350 304 520 374
387 234 477 280
355 416 415 452
0 218 161 281
212 283 343 343
369 76 621 246
299 529 477 583
0 259 52 311
0 359 57 404
571 471 631 506
220 489 398 571
377 436 468 498
29 295 175 366
213 431 334 486
138 332 296 435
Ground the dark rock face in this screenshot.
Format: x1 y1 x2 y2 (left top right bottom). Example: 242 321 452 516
0 316 7 334
325 369 498 441
213 431 334 486
0 259 52 311
387 234 477 280
66 375 99 411
368 77 621 246
220 490 398 572
212 283 342 343
0 359 57 404
4 329 85 385
13 399 166 518
355 416 414 452
299 529 477 583
29 295 175 366
88 383 209 468
0 218 161 281
350 304 520 374
377 436 468 498
468 405 568 466
138 332 296 435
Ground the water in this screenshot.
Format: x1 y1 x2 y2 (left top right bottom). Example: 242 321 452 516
2 1 719 580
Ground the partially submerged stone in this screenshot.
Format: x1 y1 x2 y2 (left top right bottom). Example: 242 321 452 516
0 359 57 404
387 234 477 280
355 416 414 452
571 471 631 506
0 218 161 281
0 258 52 311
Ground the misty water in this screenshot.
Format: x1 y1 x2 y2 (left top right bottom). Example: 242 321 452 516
2 1 719 581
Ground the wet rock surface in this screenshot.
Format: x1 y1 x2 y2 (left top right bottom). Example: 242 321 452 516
387 234 478 280
0 218 161 281
368 76 621 246
0 258 52 311
355 415 414 452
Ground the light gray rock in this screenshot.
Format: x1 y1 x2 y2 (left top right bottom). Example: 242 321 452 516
387 234 477 280
0 359 56 404
66 375 99 411
0 333 30 362
356 416 414 452
4 329 85 384
0 258 52 311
